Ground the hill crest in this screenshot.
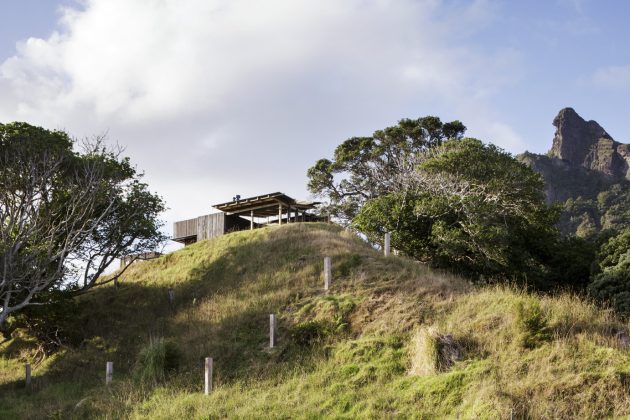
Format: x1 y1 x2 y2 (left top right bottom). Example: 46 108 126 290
1 223 630 418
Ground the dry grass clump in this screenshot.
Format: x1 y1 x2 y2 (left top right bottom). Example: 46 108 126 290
409 327 463 376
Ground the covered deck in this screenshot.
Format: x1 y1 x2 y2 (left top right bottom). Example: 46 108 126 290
212 192 320 229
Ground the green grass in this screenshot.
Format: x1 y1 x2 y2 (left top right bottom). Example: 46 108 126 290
1 223 629 418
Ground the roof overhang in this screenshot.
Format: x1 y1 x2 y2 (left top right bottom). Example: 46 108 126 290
212 192 319 217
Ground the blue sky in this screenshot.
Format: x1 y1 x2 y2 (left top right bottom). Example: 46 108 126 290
474 0 630 145
0 0 629 233
0 1 65 58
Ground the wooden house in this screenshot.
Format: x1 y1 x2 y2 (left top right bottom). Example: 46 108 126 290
172 192 320 245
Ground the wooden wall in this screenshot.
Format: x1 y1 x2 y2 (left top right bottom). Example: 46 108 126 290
174 213 258 244
173 218 198 240
196 213 226 241
173 213 227 243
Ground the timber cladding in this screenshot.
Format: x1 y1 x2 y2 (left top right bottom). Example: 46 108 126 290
173 213 226 243
173 213 253 244
196 213 225 241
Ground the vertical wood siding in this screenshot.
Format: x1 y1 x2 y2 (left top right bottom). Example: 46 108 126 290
173 213 226 241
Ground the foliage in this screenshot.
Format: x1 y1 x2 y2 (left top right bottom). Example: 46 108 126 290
597 183 630 232
135 337 181 384
309 116 588 287
307 116 465 223
588 229 630 315
354 138 561 286
0 122 166 327
3 295 85 357
588 270 630 315
557 185 630 239
515 301 551 349
596 229 630 273
289 320 330 346
544 236 596 290
351 190 433 262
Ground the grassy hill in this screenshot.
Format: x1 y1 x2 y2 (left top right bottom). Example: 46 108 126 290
1 223 630 418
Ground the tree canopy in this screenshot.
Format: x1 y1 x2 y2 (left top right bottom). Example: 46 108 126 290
353 138 561 285
307 116 466 223
588 229 630 314
307 116 598 288
0 122 166 327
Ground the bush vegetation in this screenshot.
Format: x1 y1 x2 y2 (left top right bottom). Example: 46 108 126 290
588 229 630 314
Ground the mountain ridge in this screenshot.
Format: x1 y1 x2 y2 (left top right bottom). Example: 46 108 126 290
518 108 630 236
550 107 630 179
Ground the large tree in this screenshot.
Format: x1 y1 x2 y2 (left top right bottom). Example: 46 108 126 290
307 116 466 223
0 122 166 327
353 138 561 285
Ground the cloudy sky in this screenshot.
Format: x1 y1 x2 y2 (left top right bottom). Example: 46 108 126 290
1 0 630 242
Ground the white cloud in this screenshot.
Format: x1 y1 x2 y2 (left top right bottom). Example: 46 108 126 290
0 0 524 232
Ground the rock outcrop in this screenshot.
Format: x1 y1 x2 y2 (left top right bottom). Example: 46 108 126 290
518 108 630 236
549 107 630 180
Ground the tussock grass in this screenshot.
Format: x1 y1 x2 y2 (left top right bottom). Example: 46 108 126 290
409 327 441 376
134 337 181 384
0 223 629 418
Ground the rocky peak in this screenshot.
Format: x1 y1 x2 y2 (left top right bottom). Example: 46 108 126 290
549 107 629 179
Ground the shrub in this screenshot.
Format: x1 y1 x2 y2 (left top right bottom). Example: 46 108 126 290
588 270 630 315
515 301 551 349
289 320 331 346
135 337 181 384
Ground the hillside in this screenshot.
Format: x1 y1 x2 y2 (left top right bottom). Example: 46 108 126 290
518 108 630 236
1 223 630 418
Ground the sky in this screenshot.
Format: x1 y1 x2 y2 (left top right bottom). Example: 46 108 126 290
1 0 630 245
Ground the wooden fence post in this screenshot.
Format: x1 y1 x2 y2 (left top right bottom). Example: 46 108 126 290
25 363 31 388
270 314 277 348
384 232 391 257
204 357 213 395
324 257 332 291
105 361 113 385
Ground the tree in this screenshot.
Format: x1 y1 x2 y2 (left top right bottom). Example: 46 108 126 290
588 229 630 314
0 122 166 328
307 116 466 223
353 138 561 286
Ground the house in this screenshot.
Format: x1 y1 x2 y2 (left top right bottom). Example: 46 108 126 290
172 192 320 245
